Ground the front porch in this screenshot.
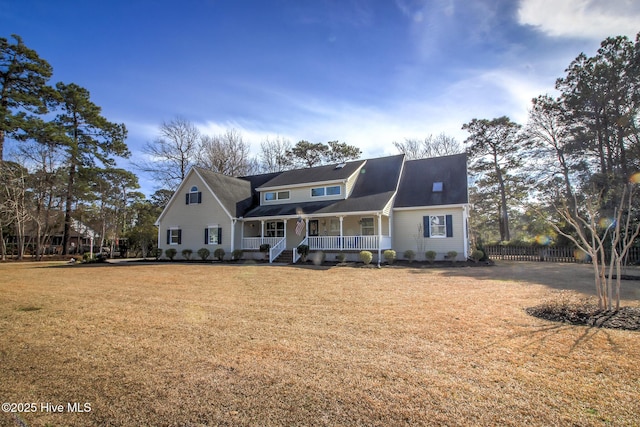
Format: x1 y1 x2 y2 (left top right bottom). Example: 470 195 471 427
239 214 392 263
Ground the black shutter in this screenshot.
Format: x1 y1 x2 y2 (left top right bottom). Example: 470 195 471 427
423 216 430 237
205 228 209 244
218 227 222 244
197 192 202 204
166 229 171 244
446 215 453 237
185 193 190 204
177 229 182 244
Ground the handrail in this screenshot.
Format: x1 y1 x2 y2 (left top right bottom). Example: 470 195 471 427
293 236 308 264
269 237 286 263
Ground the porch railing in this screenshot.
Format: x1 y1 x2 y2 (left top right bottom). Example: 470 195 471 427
293 236 308 264
242 237 281 250
308 235 390 251
269 237 286 263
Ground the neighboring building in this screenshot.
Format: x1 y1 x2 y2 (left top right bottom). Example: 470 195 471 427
155 153 469 262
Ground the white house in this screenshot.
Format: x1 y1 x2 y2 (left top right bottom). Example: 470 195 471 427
155 153 469 262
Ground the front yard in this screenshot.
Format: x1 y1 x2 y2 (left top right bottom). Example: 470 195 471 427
1 262 639 426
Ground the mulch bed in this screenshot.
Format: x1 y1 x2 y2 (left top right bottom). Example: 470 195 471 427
526 304 640 331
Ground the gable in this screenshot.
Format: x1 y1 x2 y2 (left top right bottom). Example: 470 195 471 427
156 167 253 225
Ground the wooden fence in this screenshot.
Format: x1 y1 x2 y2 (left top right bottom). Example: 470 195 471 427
484 245 640 264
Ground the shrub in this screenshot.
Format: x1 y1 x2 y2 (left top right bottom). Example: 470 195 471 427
181 249 193 260
259 243 270 260
232 249 244 261
151 248 162 260
383 249 396 265
403 249 416 263
447 250 458 262
359 250 373 265
82 253 106 264
197 248 210 261
470 249 484 263
425 250 436 263
336 252 347 263
213 248 225 261
297 244 310 262
165 248 177 260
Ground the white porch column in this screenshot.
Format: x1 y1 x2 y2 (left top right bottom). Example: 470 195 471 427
240 219 244 246
377 213 382 267
339 216 344 250
261 220 265 244
283 219 288 245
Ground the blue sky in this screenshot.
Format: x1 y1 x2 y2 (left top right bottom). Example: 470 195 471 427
1 0 639 194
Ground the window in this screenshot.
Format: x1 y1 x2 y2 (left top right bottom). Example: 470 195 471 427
264 191 290 201
167 228 181 245
266 221 285 237
423 215 453 238
326 185 341 196
311 185 341 197
205 226 222 245
360 217 375 236
186 186 202 204
430 216 446 237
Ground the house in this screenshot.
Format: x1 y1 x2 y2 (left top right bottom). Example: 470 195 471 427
155 153 469 262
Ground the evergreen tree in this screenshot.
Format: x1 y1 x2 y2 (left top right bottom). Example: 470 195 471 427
463 116 528 242
0 34 53 162
49 82 129 254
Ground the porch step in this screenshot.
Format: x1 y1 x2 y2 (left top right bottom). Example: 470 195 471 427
274 250 294 264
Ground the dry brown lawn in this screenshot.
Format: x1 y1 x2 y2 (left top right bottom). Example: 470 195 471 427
1 261 639 426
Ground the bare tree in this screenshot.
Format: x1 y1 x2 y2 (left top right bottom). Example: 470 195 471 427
525 95 583 205
0 162 30 259
259 136 293 172
140 117 200 190
16 141 65 260
196 129 258 176
550 184 640 310
394 133 462 159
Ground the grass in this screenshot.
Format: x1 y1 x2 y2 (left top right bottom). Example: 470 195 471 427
0 261 639 426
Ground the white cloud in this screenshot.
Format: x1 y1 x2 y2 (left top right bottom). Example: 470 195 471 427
518 0 640 40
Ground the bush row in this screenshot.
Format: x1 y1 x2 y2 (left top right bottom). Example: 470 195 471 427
159 248 244 261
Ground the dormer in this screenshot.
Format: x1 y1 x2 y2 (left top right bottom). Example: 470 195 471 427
256 160 366 205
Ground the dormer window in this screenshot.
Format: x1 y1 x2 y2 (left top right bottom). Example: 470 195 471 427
311 185 341 197
432 182 443 192
186 186 202 204
265 191 290 201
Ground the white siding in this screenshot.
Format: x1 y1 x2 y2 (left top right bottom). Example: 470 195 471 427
158 174 232 259
344 163 364 197
261 183 345 205
392 206 467 261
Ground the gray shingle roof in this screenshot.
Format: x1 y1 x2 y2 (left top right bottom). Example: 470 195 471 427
242 155 405 218
194 167 253 217
191 153 466 220
393 153 468 208
257 160 366 189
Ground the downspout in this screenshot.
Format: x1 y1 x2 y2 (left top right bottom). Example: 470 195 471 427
231 218 236 253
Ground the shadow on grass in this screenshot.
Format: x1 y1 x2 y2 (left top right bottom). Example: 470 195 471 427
427 261 640 301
